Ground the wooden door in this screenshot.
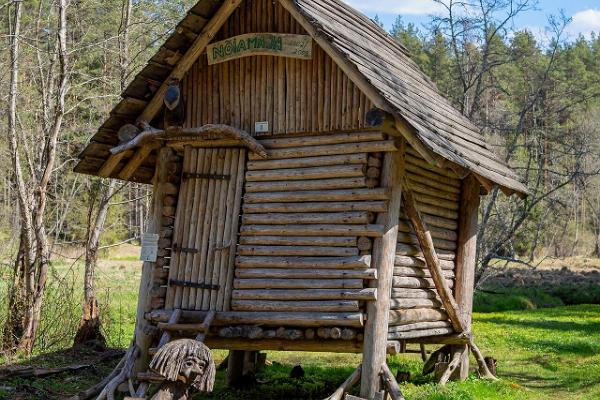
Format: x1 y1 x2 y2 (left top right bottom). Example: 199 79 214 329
165 146 246 311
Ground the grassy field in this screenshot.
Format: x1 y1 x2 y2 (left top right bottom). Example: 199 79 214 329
0 249 599 399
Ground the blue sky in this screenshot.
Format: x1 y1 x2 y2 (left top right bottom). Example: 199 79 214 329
347 0 600 40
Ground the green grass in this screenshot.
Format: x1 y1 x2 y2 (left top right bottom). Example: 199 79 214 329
194 306 600 400
1 256 599 399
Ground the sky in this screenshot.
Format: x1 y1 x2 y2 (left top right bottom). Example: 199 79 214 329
347 0 600 41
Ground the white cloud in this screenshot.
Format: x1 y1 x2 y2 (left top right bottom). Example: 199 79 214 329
346 0 446 15
568 9 600 38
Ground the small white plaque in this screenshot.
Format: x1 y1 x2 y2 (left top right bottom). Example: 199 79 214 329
140 233 159 262
255 121 269 133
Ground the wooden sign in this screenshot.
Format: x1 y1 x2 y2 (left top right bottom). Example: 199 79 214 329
207 33 312 65
140 233 159 262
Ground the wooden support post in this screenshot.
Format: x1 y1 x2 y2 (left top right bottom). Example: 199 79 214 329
133 146 174 375
454 175 480 380
226 350 245 388
401 177 466 333
360 148 404 398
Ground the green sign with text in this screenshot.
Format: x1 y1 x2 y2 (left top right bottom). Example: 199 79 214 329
207 33 312 65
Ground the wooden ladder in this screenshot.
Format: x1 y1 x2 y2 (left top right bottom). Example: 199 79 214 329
133 310 216 397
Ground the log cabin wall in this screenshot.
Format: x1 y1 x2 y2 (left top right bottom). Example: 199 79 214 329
388 145 461 341
180 0 372 136
226 132 398 341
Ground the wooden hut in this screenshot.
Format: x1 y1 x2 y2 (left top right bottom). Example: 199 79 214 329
75 0 527 398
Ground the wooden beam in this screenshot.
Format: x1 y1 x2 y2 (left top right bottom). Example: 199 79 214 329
401 176 466 333
454 175 480 380
360 148 404 398
118 145 156 180
97 151 130 178
137 0 243 124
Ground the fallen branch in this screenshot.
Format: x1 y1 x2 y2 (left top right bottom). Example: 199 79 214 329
0 364 92 379
110 123 267 158
97 345 139 400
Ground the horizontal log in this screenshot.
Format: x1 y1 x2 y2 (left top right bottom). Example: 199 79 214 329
146 310 364 327
237 245 359 257
408 175 460 195
398 232 457 251
243 201 388 213
245 177 368 192
259 132 386 148
242 211 373 225
241 224 385 237
407 174 460 200
388 308 449 325
247 153 368 171
245 164 366 182
393 276 454 289
235 255 371 269
413 193 459 211
406 333 472 345
234 278 364 290
240 235 356 247
412 203 459 221
396 243 456 261
391 288 439 299
388 327 455 340
231 300 360 312
389 298 442 310
232 288 377 301
245 188 389 203
205 338 363 353
388 321 452 333
395 255 455 270
401 214 458 231
394 266 455 279
235 268 376 280
249 140 399 160
405 162 460 188
405 150 459 179
157 322 208 332
398 221 457 242
216 312 364 327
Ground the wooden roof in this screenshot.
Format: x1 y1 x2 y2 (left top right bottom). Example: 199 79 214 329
74 0 527 195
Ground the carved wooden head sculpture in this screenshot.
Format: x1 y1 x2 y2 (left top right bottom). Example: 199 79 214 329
149 339 216 392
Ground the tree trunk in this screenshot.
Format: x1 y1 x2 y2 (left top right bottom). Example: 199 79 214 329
74 181 116 346
2 0 70 355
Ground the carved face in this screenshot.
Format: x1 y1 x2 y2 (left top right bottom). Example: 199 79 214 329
149 339 216 392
